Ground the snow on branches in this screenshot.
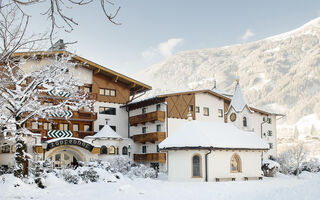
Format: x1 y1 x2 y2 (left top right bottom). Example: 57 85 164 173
0 52 94 177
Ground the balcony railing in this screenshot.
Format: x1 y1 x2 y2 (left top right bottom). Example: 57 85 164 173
73 111 97 121
133 132 166 144
134 153 166 163
129 111 165 126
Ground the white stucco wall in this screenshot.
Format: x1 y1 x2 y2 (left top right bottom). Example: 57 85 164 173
19 58 93 84
167 149 263 182
94 102 129 138
195 93 225 122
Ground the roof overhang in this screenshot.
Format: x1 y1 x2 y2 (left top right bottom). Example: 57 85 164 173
160 146 269 151
12 50 152 95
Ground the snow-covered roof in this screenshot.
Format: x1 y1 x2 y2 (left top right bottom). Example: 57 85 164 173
159 121 268 150
85 125 122 139
227 81 252 113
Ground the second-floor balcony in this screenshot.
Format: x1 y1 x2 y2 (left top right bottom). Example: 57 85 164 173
129 111 165 126
134 153 166 163
133 132 166 144
48 111 97 121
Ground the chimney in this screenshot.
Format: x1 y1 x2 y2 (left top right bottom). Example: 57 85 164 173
48 39 66 51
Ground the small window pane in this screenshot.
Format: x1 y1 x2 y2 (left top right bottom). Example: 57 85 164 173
193 155 200 177
73 124 79 131
203 107 209 116
99 89 105 95
32 122 38 129
55 154 61 161
110 90 116 96
218 109 223 117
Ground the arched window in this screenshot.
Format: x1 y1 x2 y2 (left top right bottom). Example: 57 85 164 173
243 117 247 127
192 154 201 177
109 146 115 154
230 153 241 173
100 145 108 154
122 146 128 155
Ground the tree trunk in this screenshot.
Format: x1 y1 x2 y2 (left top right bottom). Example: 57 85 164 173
14 136 26 178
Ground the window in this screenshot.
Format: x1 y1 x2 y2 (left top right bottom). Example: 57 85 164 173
269 143 273 149
43 123 52 130
203 107 209 116
218 109 223 117
99 88 116 96
73 124 79 131
267 118 272 124
99 107 116 115
156 124 161 132
230 154 241 173
55 154 61 161
189 105 194 112
263 117 267 122
100 146 108 154
192 155 201 177
157 145 159 152
59 123 69 131
142 146 147 153
110 126 116 132
84 87 92 93
156 104 161 111
1 143 10 153
142 127 147 134
109 146 115 154
268 130 273 136
122 146 128 155
84 125 91 132
142 107 147 114
31 122 38 129
195 106 200 113
243 117 247 127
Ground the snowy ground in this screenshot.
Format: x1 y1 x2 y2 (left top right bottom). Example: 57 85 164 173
1 172 320 200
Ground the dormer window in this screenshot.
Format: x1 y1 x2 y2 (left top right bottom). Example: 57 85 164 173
243 117 247 127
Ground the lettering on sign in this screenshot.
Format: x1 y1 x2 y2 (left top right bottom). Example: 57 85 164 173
46 139 94 151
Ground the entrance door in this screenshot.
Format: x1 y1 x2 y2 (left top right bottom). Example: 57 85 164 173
51 151 76 169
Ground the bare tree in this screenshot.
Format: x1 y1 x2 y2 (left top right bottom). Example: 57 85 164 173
277 142 308 177
0 54 93 178
1 0 121 44
0 4 47 62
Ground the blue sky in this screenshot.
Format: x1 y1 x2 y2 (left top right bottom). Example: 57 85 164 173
26 0 320 76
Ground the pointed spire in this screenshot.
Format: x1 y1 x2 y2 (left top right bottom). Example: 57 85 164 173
228 80 251 113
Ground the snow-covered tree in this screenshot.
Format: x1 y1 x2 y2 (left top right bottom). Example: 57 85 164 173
277 142 308 177
0 54 93 178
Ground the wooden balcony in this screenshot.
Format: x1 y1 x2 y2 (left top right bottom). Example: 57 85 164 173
133 132 166 144
72 111 97 121
129 111 165 126
134 153 166 163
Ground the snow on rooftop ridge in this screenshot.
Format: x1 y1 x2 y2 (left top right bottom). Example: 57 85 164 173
228 81 251 113
85 125 122 139
159 121 268 150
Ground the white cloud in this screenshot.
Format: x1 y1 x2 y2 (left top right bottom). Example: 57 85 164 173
142 38 184 59
241 29 255 41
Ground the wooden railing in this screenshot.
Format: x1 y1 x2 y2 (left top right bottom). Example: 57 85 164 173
73 111 97 121
133 132 166 144
129 111 165 126
134 153 166 163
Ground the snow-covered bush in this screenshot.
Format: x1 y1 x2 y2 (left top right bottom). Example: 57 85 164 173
127 164 157 179
78 168 99 183
277 143 308 176
0 165 13 175
107 156 132 174
301 159 320 173
61 169 81 184
262 160 280 177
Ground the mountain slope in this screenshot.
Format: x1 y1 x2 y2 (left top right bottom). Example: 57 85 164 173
135 18 320 138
